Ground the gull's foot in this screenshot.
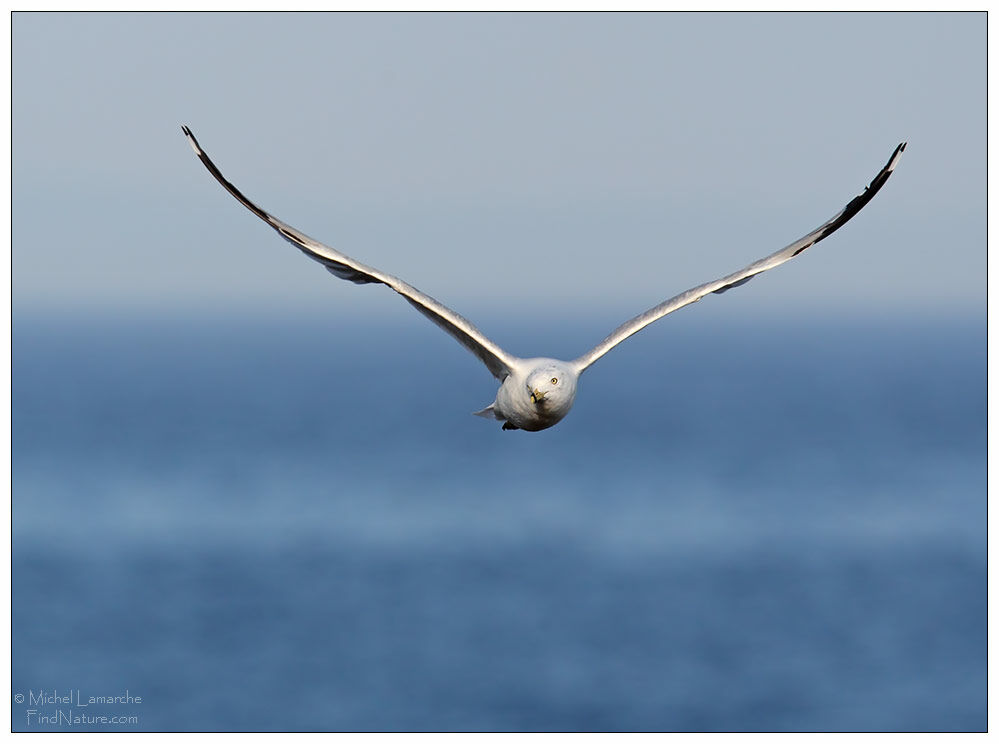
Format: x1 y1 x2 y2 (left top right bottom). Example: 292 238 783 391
502 421 520 431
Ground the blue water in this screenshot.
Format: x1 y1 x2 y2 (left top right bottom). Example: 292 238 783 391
12 310 985 731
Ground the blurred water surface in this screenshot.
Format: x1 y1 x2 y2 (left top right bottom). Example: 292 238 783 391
12 311 985 731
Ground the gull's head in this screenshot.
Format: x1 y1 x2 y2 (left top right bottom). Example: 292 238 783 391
525 362 578 416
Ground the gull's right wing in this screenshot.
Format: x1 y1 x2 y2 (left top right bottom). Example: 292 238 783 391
183 126 518 381
572 142 906 373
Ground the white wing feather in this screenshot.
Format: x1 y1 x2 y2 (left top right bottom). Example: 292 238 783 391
183 126 517 381
572 142 906 373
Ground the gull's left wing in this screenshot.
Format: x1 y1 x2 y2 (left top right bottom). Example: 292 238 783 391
571 142 906 374
182 126 518 381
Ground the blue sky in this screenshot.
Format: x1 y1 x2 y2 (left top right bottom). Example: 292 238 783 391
12 12 985 320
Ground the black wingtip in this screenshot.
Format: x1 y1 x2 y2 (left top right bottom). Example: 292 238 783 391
886 141 906 171
182 125 203 156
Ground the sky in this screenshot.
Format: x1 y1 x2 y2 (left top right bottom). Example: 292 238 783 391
12 12 985 322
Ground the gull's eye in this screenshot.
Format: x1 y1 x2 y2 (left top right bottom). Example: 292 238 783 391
551 377 558 385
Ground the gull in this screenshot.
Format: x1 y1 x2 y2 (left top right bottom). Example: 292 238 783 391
183 127 905 432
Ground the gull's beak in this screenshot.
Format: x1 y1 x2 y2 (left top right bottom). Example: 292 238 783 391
530 388 547 405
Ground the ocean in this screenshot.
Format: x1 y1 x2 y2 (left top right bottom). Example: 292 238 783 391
12 310 985 731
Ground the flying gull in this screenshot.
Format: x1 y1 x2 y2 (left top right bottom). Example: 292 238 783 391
183 126 905 432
